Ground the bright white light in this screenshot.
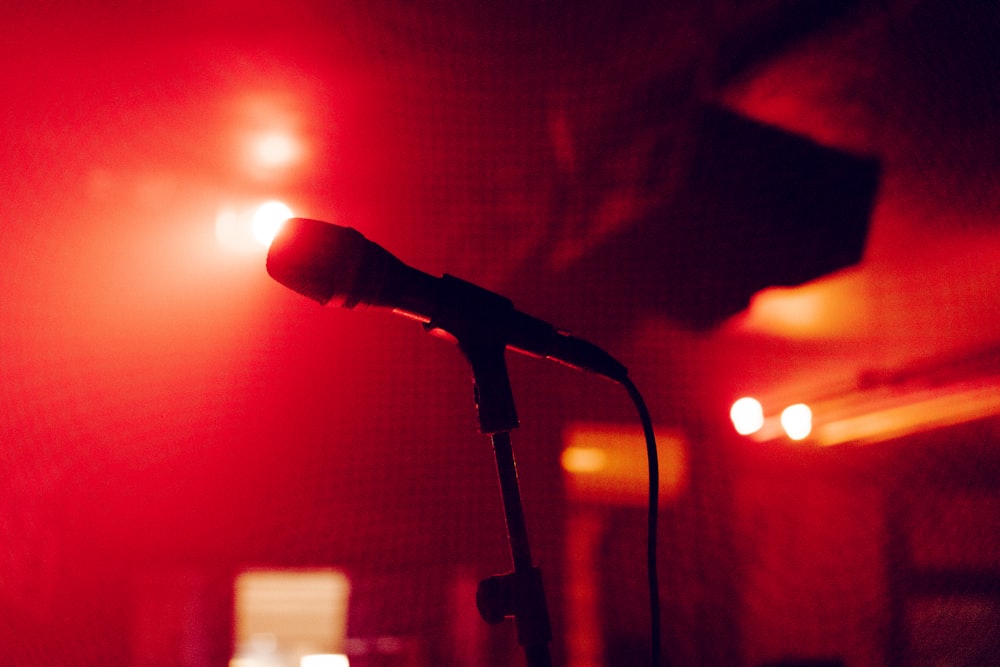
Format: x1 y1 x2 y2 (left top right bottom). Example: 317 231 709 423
254 132 299 168
301 655 349 667
252 200 294 247
730 397 764 436
780 403 813 441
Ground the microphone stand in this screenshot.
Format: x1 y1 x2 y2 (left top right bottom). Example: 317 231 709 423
431 289 553 667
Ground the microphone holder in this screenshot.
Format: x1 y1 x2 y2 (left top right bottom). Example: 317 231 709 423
427 288 553 667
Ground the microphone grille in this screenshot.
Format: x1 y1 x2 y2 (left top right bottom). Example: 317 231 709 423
266 218 371 306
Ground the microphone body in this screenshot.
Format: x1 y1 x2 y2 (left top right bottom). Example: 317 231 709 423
266 218 628 383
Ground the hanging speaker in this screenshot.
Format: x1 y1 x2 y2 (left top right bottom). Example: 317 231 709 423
547 105 879 331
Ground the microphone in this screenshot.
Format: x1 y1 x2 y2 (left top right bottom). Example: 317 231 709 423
266 218 628 383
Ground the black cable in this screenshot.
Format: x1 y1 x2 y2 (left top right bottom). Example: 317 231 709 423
621 375 661 666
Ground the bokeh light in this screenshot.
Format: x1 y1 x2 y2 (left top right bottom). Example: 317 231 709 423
780 403 813 441
252 131 300 169
301 655 350 667
216 200 294 253
252 200 294 246
730 396 765 435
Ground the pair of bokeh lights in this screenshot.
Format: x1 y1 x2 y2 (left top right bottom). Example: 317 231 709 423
730 396 813 441
215 126 302 253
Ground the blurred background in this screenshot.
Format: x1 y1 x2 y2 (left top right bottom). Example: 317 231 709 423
2 1 999 665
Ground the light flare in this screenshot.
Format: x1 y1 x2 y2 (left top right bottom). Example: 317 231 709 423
301 655 350 667
780 403 813 441
730 397 765 435
253 131 300 168
252 200 294 247
215 200 295 253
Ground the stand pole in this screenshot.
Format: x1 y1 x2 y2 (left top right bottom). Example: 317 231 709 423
477 430 553 667
451 334 553 666
421 275 555 665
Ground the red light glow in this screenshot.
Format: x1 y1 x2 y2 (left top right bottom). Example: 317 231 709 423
562 423 687 504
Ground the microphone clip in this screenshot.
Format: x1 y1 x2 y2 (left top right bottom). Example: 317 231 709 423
423 274 521 434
